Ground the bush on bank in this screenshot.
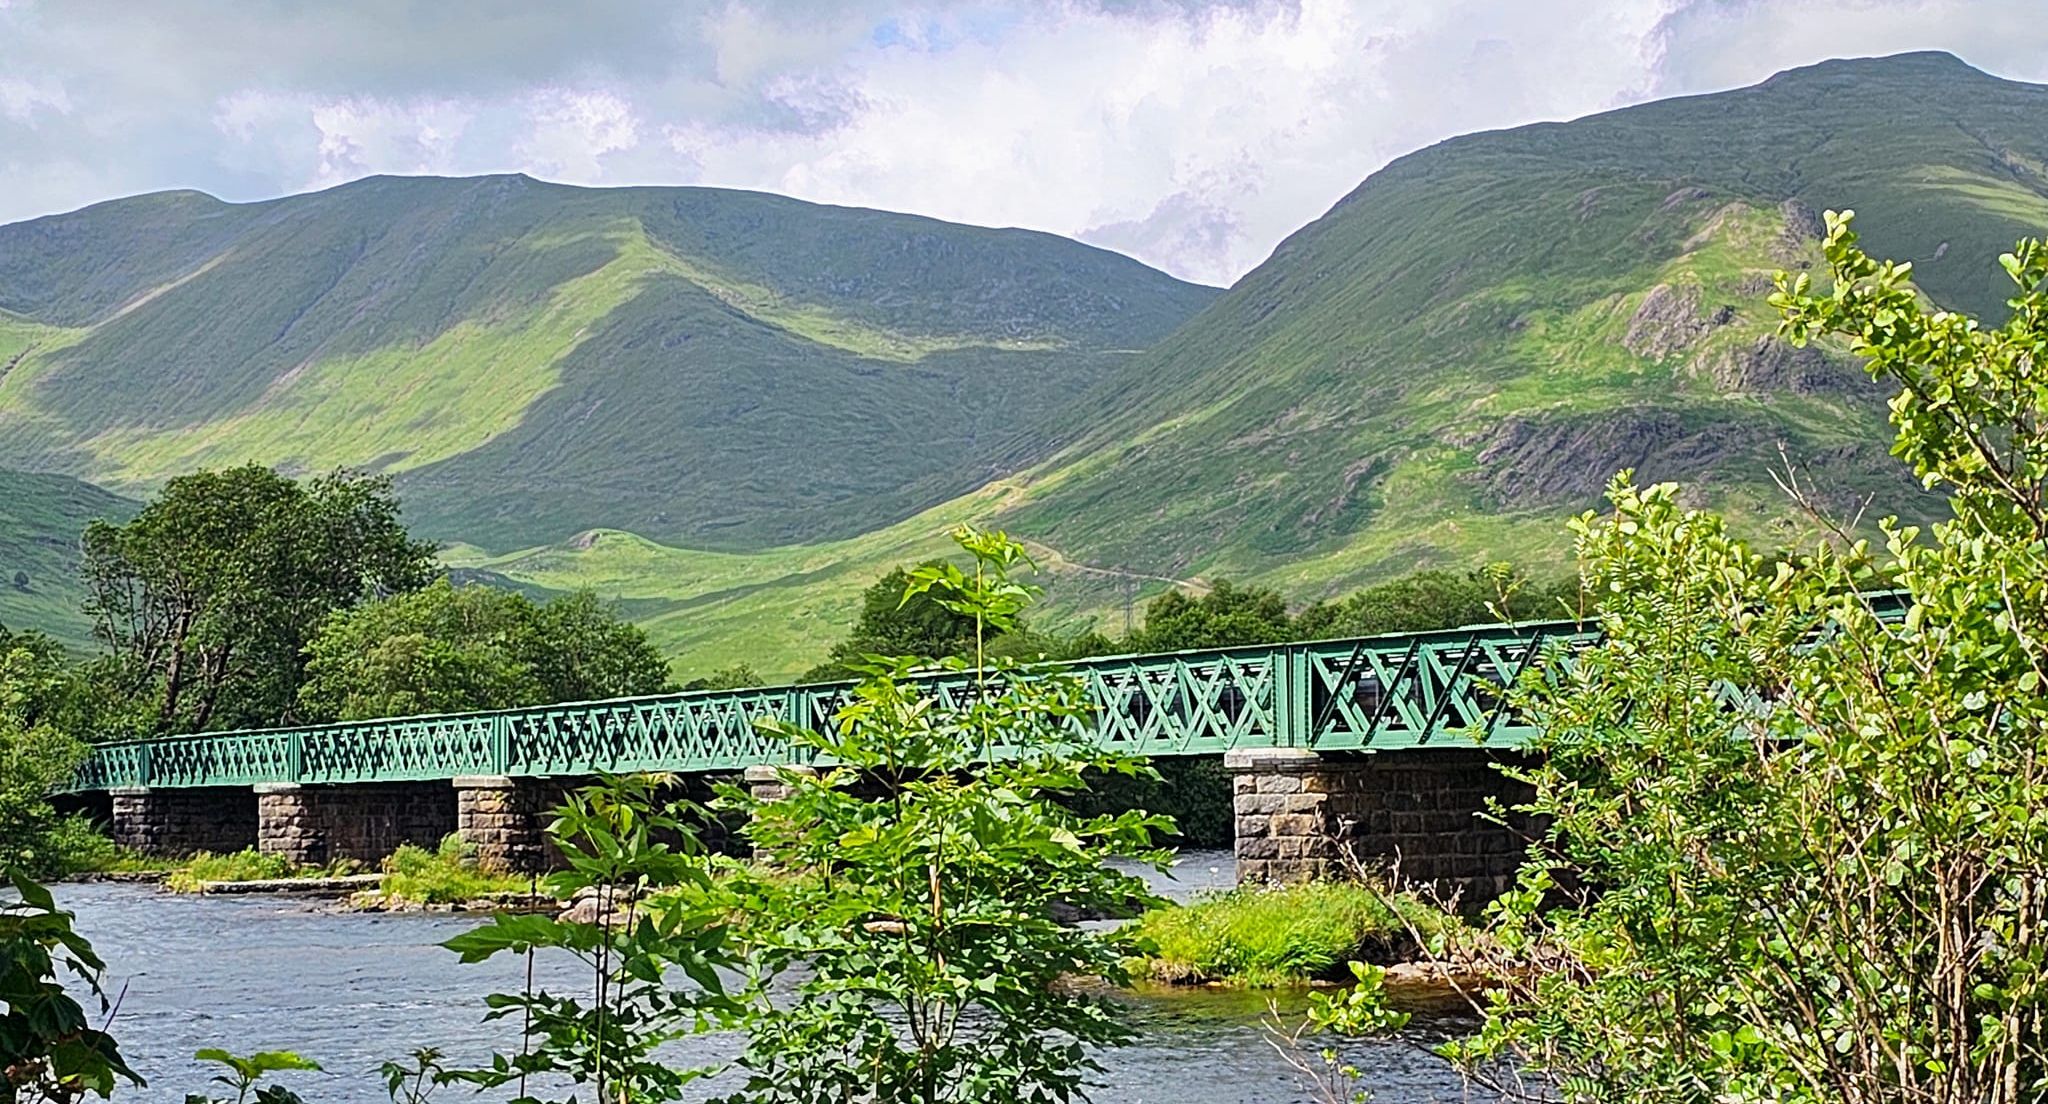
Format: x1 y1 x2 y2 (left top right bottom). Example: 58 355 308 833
376 835 529 905
1132 881 1452 987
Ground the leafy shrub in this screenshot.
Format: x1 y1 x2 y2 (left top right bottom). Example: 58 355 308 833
436 776 739 1103
1455 217 2048 1102
39 815 123 876
184 1047 321 1104
0 873 142 1101
1067 756 1233 847
1 637 94 878
717 527 1170 1102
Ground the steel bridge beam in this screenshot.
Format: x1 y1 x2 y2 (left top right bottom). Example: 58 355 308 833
67 592 1909 794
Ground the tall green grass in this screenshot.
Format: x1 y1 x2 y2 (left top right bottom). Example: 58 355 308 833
161 849 358 892
1131 881 1451 987
378 835 530 905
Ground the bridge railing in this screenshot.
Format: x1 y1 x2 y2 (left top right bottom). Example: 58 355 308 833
68 592 1910 791
70 618 1589 790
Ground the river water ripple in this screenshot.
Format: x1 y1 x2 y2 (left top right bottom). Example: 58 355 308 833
55 853 1492 1103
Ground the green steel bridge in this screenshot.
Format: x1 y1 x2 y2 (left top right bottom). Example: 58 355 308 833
69 592 1910 794
72 619 1584 792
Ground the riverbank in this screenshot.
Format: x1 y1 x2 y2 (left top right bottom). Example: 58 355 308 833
80 845 1473 988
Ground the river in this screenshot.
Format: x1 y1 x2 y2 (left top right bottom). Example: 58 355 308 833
54 852 1494 1103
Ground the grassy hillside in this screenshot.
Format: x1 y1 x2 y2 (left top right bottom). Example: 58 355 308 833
478 51 2044 681
0 469 138 650
0 175 1217 550
442 481 1140 678
982 52 2037 590
5 52 2041 682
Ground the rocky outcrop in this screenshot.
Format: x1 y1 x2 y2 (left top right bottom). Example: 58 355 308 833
1623 283 1733 360
557 884 642 926
1775 199 1826 265
1659 185 1713 211
1692 335 1883 398
1462 408 1768 509
199 874 384 895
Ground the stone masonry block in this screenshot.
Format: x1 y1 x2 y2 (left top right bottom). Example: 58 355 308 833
1267 812 1321 837
1227 747 1532 907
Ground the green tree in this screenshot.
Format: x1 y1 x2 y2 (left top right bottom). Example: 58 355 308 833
0 640 91 878
801 564 991 681
299 580 671 721
718 527 1169 1103
529 589 672 703
1292 566 1579 639
681 663 762 692
1124 579 1292 652
298 580 539 720
1452 216 2048 1102
81 466 433 733
0 625 70 729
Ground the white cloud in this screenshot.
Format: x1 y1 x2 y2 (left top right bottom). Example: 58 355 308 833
0 75 69 123
309 98 475 187
665 0 1680 283
1648 0 2048 95
516 89 639 180
3 0 2047 283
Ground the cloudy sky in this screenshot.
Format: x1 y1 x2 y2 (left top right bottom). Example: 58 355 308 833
2 1 2043 285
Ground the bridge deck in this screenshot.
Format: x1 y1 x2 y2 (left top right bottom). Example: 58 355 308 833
72 619 1588 791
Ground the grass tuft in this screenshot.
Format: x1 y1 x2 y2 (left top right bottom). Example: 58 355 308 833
162 848 356 892
377 835 530 905
1130 881 1452 987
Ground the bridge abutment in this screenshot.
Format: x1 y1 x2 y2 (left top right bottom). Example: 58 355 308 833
1226 747 1532 907
742 763 814 804
256 782 455 867
741 764 816 857
453 776 572 873
108 786 258 857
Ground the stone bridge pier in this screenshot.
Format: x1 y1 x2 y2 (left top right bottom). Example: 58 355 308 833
451 776 581 873
103 774 745 872
101 751 1533 902
103 780 565 869
254 782 455 867
1225 747 1534 907
109 786 259 856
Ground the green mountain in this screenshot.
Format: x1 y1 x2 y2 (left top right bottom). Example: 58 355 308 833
0 175 1218 550
4 52 2043 680
445 52 2043 678
0 468 139 650
985 51 2041 590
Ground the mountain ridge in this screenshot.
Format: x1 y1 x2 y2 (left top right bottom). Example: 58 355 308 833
0 173 1219 551
984 50 2033 588
2 51 2040 678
